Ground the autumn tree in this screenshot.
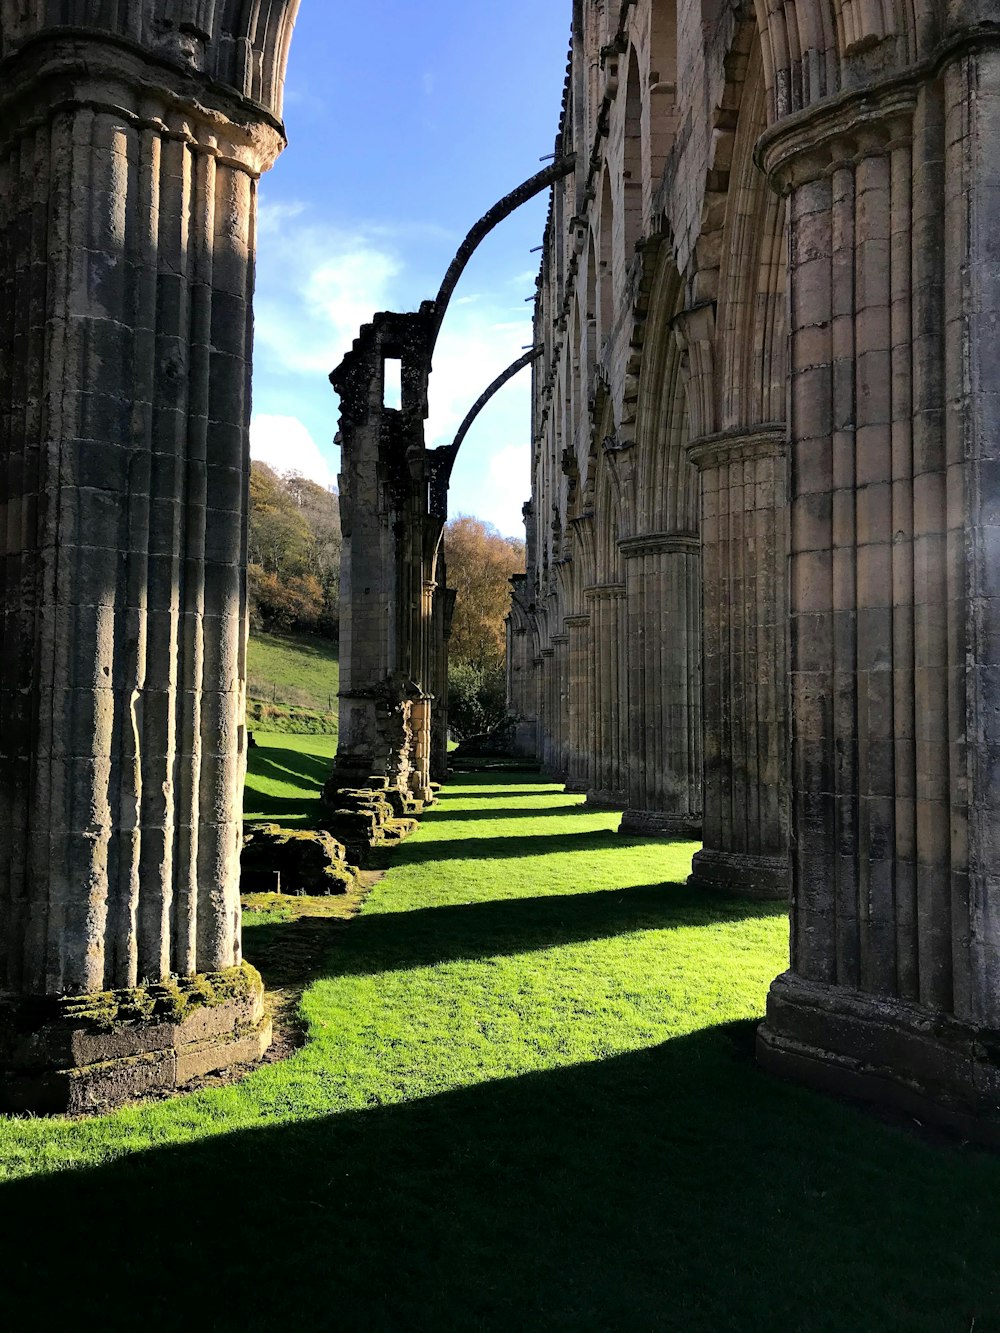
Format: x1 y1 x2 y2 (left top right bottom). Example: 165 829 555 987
443 515 525 737
444 516 525 670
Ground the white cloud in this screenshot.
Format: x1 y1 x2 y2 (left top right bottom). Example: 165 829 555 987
254 200 404 380
252 198 536 531
480 444 531 538
250 414 337 489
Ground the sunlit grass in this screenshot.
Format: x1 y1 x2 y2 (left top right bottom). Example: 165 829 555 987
243 732 336 826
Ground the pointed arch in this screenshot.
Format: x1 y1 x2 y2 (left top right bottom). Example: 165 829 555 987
623 46 644 255
715 39 788 432
633 252 697 537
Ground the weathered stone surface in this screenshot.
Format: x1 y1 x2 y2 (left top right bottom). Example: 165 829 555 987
0 4 298 1107
509 0 1000 1135
0 964 270 1114
241 823 357 897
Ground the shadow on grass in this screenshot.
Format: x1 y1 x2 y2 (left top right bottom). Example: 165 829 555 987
422 804 615 823
437 786 568 802
314 884 785 978
373 827 689 866
2 1023 997 1330
247 746 332 791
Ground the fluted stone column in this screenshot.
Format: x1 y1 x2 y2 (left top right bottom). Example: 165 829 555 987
539 646 557 775
586 584 628 808
620 535 702 838
688 430 789 897
564 613 592 792
0 5 298 1111
757 32 1000 1139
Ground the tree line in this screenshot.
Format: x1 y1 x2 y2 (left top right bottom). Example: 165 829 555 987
248 464 525 736
249 462 342 635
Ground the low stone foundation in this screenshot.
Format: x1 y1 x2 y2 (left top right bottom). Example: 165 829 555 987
242 824 358 895
321 777 422 863
620 809 702 839
0 964 272 1116
758 972 1000 1147
689 848 789 901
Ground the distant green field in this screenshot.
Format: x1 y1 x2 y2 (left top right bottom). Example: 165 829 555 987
247 631 340 714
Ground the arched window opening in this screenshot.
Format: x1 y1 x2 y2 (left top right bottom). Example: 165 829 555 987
586 233 599 381
623 48 644 256
597 171 614 351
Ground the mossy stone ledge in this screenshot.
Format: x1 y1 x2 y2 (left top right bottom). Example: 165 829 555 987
0 963 272 1116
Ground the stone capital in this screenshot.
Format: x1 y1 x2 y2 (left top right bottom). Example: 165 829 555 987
582 583 627 601
755 73 919 192
0 32 288 174
618 532 699 559
563 614 592 628
686 426 788 473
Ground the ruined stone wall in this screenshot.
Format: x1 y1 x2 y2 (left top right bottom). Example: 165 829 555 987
519 0 1000 1137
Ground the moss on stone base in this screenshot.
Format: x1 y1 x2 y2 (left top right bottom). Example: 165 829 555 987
53 962 263 1034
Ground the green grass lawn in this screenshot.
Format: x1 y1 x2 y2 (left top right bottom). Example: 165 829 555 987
247 629 340 712
1 759 999 1329
244 732 336 826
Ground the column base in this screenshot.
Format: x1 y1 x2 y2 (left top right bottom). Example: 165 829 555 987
0 963 272 1116
564 780 590 794
619 809 702 839
689 848 789 900
758 971 1000 1147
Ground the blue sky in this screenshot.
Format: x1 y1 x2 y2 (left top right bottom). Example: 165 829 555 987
250 1 571 537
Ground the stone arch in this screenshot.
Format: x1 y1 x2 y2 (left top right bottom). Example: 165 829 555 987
750 0 942 119
715 39 787 433
632 255 696 536
585 232 599 383
0 1 301 117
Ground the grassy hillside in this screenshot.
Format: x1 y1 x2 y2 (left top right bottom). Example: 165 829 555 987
247 630 340 715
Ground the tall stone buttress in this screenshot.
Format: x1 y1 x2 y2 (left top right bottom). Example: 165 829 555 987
0 2 300 1112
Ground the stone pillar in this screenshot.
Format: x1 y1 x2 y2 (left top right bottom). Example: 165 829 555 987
322 311 438 853
586 584 628 807
757 34 1000 1139
0 8 299 1111
564 614 592 792
688 429 789 896
619 535 702 838
539 646 557 775
551 633 570 780
430 585 456 783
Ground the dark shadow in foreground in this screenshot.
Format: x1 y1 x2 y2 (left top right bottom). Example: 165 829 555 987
1 1023 997 1331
